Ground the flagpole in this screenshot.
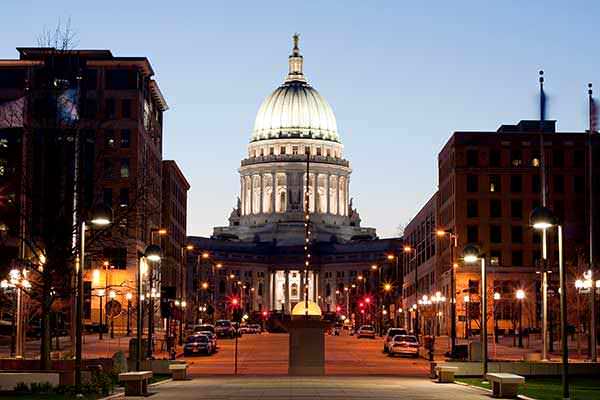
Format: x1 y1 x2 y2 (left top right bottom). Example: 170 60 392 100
539 70 550 361
588 83 597 362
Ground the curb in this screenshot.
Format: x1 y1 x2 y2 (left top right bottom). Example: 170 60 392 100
453 380 536 400
97 378 173 400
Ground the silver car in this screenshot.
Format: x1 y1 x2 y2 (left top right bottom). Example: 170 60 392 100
383 328 408 353
388 335 420 357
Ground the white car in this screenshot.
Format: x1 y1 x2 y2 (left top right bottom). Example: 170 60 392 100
388 335 420 357
356 325 376 339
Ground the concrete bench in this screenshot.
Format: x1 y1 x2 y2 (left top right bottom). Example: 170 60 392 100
435 365 458 383
118 371 153 396
486 373 525 398
168 363 188 380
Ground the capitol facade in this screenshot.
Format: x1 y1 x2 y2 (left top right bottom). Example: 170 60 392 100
188 36 401 319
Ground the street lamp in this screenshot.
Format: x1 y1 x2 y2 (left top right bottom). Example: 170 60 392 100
462 243 488 377
109 290 116 338
403 245 419 335
493 292 501 344
515 289 525 348
75 204 112 391
1 269 31 359
530 206 568 399
137 244 161 371
431 291 446 337
97 288 106 340
464 295 470 339
436 228 458 355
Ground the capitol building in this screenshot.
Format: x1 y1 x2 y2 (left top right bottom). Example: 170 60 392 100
188 36 401 319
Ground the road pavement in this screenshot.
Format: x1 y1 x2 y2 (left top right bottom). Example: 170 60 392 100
182 331 430 376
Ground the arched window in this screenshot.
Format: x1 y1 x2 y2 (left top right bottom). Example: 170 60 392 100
291 283 298 297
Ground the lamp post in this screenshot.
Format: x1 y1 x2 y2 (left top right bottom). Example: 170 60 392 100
462 244 488 377
109 290 116 339
75 205 111 392
432 291 446 337
574 271 599 360
1 269 31 359
436 229 458 355
137 244 161 371
530 206 568 399
515 289 525 348
97 289 106 340
126 292 132 336
464 295 470 339
493 292 501 344
404 245 418 336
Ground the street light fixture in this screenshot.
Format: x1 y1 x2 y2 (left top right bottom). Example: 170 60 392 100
530 206 568 399
515 289 525 348
136 244 162 371
462 243 488 377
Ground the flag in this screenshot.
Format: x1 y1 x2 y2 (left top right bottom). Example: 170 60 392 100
591 96 598 133
540 85 546 122
0 97 25 129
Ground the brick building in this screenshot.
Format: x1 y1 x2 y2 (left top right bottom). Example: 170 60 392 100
435 120 599 336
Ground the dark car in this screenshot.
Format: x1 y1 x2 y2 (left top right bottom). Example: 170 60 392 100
215 320 237 338
183 334 214 356
383 328 408 353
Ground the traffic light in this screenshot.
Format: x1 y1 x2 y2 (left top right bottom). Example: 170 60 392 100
335 305 341 313
365 296 371 304
262 310 268 318
359 302 364 308
231 297 239 307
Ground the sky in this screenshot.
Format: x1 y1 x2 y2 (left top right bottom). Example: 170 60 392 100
2 1 599 238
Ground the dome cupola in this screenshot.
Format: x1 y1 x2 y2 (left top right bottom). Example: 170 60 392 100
251 34 340 143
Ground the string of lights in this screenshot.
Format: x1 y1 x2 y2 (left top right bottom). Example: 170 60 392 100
304 152 311 316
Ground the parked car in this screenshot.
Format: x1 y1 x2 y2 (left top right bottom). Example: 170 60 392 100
388 335 420 357
215 320 237 338
383 328 408 353
239 324 253 334
249 324 262 334
356 325 376 339
197 330 218 349
183 334 214 356
191 324 215 334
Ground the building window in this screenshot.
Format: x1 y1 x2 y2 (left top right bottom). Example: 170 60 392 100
511 149 522 166
316 147 322 156
489 149 501 167
511 200 523 219
512 251 523 266
104 129 115 147
466 149 478 167
269 147 274 155
553 150 564 167
292 146 298 155
490 225 502 244
103 159 114 179
553 175 564 193
490 199 501 218
489 175 501 192
103 188 112 206
467 175 478 193
119 188 129 207
510 175 522 193
105 98 116 118
511 226 523 243
120 129 130 148
120 158 130 178
466 199 478 218
532 175 541 193
574 150 585 168
122 99 132 118
574 175 584 193
467 225 478 243
103 247 127 269
280 146 286 155
490 251 501 266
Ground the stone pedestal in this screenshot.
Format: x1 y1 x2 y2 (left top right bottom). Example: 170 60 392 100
286 319 329 375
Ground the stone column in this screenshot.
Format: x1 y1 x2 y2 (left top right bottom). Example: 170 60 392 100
266 271 271 310
300 270 305 302
270 271 275 310
325 174 330 214
259 174 264 214
284 270 290 313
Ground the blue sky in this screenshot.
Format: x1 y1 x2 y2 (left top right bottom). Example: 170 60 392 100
2 1 598 238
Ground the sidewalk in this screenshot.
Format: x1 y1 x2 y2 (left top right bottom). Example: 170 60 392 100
428 334 600 362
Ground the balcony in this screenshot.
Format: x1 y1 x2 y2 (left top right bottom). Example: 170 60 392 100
241 154 350 168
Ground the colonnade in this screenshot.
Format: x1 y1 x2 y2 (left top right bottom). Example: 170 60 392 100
264 270 320 312
240 172 349 217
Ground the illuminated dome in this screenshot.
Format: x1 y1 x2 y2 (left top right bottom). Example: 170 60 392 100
291 300 322 317
251 35 340 143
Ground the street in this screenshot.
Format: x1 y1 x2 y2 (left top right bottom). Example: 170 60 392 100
182 332 430 376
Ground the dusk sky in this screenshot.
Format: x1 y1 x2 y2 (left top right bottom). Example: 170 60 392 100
3 1 599 238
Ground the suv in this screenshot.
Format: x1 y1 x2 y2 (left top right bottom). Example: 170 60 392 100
215 320 236 338
356 325 376 339
383 328 408 353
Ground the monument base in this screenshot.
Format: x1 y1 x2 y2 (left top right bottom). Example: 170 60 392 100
286 318 330 376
